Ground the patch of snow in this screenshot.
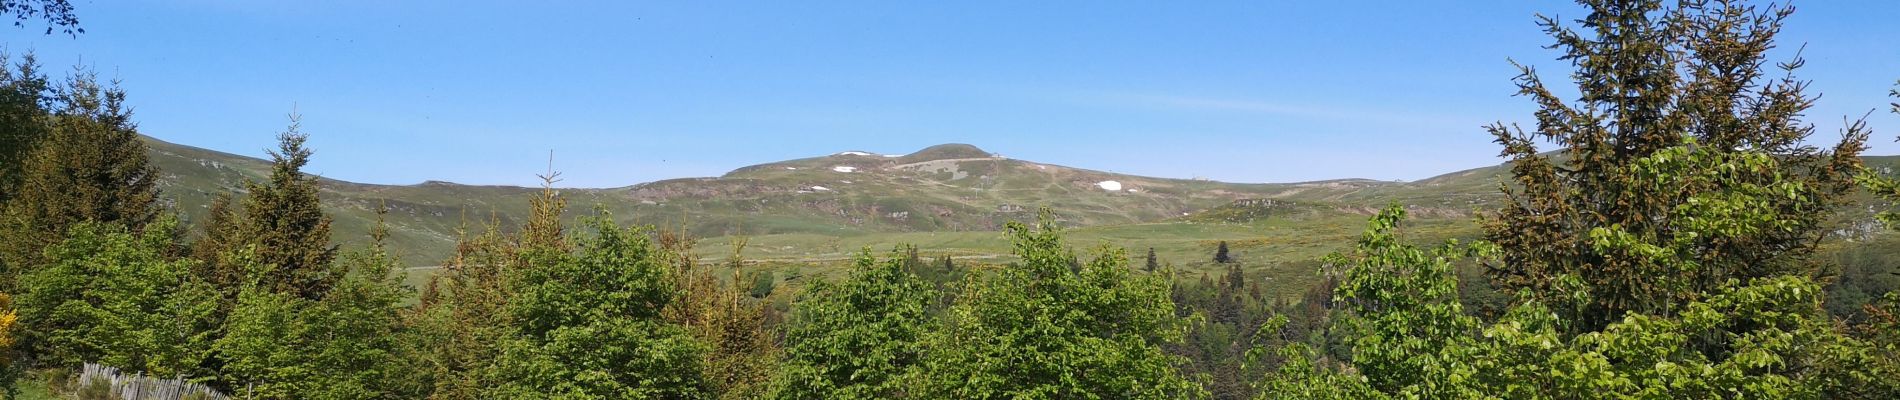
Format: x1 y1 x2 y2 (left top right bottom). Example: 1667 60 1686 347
883 154 902 158
841 180 853 184
1128 189 1140 193
785 167 798 170
810 186 831 191
832 166 857 173
1096 180 1123 191
837 151 875 156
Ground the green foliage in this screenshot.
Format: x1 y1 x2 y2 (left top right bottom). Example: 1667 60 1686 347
228 115 339 301
1324 205 1487 398
0 51 48 204
0 69 159 289
662 231 779 400
1283 203 1900 398
746 269 775 299
489 214 705 399
771 249 935 399
1470 275 1898 398
1863 81 1900 230
305 219 417 399
1249 343 1382 400
214 282 314 398
405 222 521 400
15 219 218 377
913 210 1205 399
187 194 244 291
213 237 415 399
1483 0 1866 332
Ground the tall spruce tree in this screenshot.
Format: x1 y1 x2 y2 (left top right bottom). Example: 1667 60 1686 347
1482 0 1866 332
1213 241 1232 264
0 69 158 288
214 206 415 399
0 52 48 203
232 113 338 300
1252 2 1900 398
405 217 519 400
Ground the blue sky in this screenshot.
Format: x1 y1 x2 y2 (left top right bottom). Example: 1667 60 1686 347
4 1 1897 188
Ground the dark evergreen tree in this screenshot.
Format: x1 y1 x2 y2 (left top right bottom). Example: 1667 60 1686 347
215 206 415 398
1145 247 1160 272
1213 241 1232 264
0 70 158 288
903 245 923 272
188 193 244 291
231 114 339 300
0 52 48 204
1482 0 1867 333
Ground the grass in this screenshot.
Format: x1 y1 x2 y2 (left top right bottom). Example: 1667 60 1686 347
14 377 59 400
675 213 1486 302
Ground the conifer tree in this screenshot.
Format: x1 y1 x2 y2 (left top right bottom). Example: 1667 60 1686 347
1213 241 1232 264
0 69 158 288
1252 2 1900 398
1483 0 1866 332
216 205 416 399
520 153 567 252
231 113 338 300
188 194 244 290
1145 247 1159 272
668 230 778 399
405 179 557 399
0 52 49 203
405 217 518 400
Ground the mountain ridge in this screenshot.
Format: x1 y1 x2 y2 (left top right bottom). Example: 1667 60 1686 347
141 134 1899 268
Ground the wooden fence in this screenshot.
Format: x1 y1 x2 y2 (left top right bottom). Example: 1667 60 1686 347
77 363 230 400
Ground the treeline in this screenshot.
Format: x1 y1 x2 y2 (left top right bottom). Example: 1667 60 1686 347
2 0 1900 399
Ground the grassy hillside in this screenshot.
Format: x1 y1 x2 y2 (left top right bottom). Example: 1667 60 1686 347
144 137 1500 261
144 135 1899 300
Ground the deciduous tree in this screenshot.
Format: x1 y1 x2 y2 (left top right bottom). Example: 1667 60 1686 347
772 249 934 399
914 209 1204 399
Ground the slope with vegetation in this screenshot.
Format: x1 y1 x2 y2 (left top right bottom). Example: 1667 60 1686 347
1 0 1898 399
